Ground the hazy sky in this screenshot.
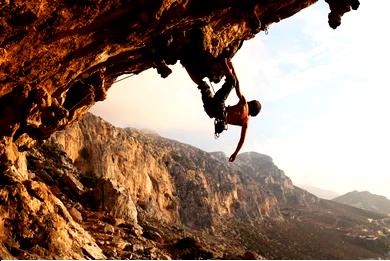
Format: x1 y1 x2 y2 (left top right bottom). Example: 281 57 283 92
92 1 390 198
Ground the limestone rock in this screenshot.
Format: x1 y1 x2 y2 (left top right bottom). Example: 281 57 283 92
0 169 105 259
51 113 319 229
132 244 144 253
93 178 138 224
0 3 362 256
103 224 115 234
26 140 85 199
130 223 144 238
69 207 83 223
0 0 359 166
0 243 14 260
143 230 163 243
234 152 319 207
53 113 180 223
3 112 389 259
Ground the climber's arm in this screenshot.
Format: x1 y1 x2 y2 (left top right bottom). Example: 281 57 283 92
229 122 248 162
224 58 244 100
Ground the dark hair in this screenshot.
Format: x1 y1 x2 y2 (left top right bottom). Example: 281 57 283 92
248 100 261 116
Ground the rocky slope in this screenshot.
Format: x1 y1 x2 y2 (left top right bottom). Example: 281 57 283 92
0 0 360 168
2 113 389 259
0 149 105 259
51 113 319 228
333 191 390 215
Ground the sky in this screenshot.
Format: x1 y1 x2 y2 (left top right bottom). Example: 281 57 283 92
91 1 390 199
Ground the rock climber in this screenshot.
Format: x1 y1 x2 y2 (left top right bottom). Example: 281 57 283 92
155 27 261 162
187 58 261 162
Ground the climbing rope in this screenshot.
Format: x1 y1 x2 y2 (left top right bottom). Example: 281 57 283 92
40 73 135 131
66 73 135 112
113 73 135 84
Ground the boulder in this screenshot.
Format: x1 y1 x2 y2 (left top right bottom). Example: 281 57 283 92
93 178 138 224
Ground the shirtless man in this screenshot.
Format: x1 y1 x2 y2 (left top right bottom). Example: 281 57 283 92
188 58 261 162
198 75 261 162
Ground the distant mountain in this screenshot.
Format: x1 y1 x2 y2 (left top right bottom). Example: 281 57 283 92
333 191 390 215
299 184 340 200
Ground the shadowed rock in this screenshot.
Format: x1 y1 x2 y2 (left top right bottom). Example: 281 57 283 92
0 0 359 167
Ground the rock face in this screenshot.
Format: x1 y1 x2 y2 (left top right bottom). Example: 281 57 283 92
234 152 319 207
0 164 105 259
0 0 359 167
1 113 389 259
51 113 318 229
0 1 364 258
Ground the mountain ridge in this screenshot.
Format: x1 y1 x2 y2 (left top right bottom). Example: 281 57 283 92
47 113 390 258
51 113 305 226
1 112 389 259
333 190 390 215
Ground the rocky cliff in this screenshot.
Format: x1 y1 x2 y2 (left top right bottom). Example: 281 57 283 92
0 0 368 259
51 113 319 229
1 113 389 259
0 0 359 168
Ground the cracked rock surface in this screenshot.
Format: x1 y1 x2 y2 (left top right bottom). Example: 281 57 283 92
0 0 359 166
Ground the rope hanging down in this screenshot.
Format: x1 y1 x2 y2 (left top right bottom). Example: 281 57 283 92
113 74 135 83
67 73 135 112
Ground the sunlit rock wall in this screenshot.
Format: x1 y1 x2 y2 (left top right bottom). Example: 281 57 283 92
0 0 359 167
